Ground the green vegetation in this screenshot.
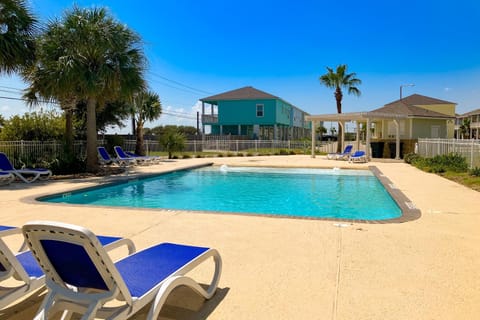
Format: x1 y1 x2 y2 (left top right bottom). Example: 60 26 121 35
144 125 198 137
0 0 37 75
404 153 480 191
0 111 64 141
131 90 162 155
159 129 186 159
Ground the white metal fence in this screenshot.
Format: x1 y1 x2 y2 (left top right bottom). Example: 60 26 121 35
417 138 480 168
0 139 343 167
0 139 365 167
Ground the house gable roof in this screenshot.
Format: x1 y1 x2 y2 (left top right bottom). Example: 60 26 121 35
371 94 456 119
459 108 480 117
385 94 456 106
200 86 279 102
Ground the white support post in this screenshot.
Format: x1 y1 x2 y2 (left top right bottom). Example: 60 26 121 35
311 120 316 158
394 119 400 159
366 118 371 160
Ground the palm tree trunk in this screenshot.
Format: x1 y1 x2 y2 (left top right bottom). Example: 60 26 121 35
65 109 74 156
135 121 145 156
86 98 98 173
335 88 343 152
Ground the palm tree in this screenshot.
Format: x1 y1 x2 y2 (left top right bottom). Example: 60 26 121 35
459 118 471 139
24 6 145 172
159 129 186 159
0 0 37 74
319 64 361 152
131 90 162 156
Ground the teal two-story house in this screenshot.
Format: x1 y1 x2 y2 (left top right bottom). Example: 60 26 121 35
200 86 310 140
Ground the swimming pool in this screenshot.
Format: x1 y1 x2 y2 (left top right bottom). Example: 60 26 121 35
42 166 402 220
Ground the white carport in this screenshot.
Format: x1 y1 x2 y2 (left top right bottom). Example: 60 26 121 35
305 112 408 160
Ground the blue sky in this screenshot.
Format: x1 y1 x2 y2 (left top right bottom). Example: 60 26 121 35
1 0 480 132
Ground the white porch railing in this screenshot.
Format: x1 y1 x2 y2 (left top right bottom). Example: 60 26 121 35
417 138 480 168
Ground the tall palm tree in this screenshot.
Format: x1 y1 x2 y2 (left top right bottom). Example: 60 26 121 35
131 90 162 155
24 6 145 172
459 118 471 139
319 64 361 152
0 0 37 74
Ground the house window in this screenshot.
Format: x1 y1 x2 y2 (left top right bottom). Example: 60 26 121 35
431 125 440 138
256 104 264 117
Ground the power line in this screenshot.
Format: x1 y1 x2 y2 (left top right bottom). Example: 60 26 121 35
148 72 212 95
0 85 24 92
161 111 196 120
0 94 57 105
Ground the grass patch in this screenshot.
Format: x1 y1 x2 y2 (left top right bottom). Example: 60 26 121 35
440 172 480 192
405 153 480 191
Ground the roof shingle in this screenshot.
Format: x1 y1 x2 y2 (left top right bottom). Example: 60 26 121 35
200 86 279 102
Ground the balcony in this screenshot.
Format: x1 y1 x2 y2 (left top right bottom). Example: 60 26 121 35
202 114 218 124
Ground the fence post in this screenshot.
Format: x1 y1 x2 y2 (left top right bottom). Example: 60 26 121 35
471 139 475 169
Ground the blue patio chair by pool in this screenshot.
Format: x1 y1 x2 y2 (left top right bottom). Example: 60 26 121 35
0 172 14 185
114 146 153 166
349 150 367 163
22 221 222 320
327 144 353 160
97 146 136 168
0 224 135 310
0 152 52 183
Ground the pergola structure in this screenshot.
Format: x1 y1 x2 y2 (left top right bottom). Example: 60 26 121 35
305 112 408 160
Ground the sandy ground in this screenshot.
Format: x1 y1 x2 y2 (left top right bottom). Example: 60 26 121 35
0 155 479 320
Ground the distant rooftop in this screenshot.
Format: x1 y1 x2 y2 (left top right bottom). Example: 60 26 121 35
458 108 480 117
371 94 456 118
385 94 456 106
200 86 281 102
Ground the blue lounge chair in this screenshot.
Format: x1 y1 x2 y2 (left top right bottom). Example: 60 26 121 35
22 221 222 319
349 150 367 163
0 225 135 310
327 145 353 160
0 172 14 185
0 152 52 183
114 146 153 166
97 146 136 168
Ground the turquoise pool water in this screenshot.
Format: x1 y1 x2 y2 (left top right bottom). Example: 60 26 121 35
42 166 402 220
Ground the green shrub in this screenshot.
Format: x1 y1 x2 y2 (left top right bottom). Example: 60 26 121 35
105 135 124 154
246 152 253 157
195 154 202 158
470 167 480 177
407 153 468 173
278 149 289 155
182 154 191 159
217 154 224 157
404 153 420 164
45 154 86 175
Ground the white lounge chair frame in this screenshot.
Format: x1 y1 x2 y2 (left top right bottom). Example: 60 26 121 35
0 172 15 185
22 221 222 320
349 151 367 163
0 152 52 183
97 147 136 171
114 146 152 166
0 226 134 311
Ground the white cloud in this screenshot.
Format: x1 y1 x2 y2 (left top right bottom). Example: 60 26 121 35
444 87 452 92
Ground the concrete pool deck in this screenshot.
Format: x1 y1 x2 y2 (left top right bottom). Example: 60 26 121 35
1 155 479 319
